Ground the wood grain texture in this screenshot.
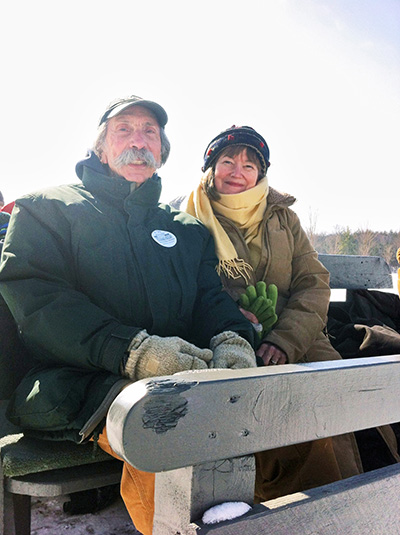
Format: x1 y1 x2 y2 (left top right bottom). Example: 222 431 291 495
107 355 400 472
104 254 398 535
153 456 255 534
318 254 393 289
194 463 400 535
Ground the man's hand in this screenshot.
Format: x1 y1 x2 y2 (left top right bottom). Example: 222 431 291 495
210 331 256 369
256 342 287 366
122 330 213 381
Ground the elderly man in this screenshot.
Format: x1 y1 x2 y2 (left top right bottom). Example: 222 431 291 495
0 96 256 534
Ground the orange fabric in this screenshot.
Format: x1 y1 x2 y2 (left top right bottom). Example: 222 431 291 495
97 426 155 535
397 249 400 296
254 437 344 502
397 267 400 296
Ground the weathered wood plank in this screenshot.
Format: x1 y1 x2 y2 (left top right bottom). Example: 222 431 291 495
105 255 398 535
193 463 400 535
153 456 255 535
107 355 400 472
318 254 393 289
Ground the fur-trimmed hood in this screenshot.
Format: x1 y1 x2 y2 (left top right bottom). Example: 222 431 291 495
266 187 296 209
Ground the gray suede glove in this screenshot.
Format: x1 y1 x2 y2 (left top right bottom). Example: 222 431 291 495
123 330 213 381
209 331 256 369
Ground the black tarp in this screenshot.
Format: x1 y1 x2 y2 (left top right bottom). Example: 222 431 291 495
327 289 400 472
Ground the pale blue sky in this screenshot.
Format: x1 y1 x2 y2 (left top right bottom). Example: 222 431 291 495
1 0 399 233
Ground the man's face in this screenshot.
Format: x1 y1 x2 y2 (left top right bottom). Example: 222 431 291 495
100 105 162 183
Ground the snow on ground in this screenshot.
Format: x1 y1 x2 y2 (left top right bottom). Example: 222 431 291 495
31 496 140 535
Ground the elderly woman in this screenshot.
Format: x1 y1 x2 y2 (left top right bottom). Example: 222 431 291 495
184 125 362 501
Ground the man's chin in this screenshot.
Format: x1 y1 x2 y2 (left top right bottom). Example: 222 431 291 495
121 165 156 183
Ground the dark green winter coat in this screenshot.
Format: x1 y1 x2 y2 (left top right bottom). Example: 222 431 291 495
0 152 254 442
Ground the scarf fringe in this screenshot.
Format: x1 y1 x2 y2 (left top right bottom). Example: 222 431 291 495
216 258 253 284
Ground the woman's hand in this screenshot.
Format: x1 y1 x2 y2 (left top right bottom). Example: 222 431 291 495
256 342 287 366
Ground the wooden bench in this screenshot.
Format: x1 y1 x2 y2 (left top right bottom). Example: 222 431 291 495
318 253 393 292
106 254 399 534
0 296 123 535
0 254 397 534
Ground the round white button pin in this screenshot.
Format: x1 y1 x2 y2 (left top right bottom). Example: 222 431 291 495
151 230 177 248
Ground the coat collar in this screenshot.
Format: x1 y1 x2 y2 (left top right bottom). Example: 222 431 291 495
75 151 162 207
267 187 296 209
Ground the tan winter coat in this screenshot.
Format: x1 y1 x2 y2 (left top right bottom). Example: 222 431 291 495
212 187 364 499
217 187 340 364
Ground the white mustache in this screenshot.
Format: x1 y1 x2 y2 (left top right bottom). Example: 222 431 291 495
114 148 157 168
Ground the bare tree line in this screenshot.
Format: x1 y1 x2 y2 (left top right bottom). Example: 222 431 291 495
305 210 400 271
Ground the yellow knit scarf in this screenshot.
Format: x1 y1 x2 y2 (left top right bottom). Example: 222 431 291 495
185 177 269 282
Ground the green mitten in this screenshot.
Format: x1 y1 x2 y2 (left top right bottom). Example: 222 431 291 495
260 284 278 335
239 282 278 337
238 284 258 309
267 283 278 308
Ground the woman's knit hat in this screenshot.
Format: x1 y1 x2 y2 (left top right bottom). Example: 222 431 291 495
202 126 270 175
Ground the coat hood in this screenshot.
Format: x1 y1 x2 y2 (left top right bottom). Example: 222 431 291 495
267 187 296 209
75 150 107 179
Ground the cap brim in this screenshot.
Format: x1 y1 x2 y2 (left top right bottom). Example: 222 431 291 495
105 100 168 127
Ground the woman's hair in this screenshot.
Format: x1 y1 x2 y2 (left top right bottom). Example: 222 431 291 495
93 122 170 166
202 145 265 199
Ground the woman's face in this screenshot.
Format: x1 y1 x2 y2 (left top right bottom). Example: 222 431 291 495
214 148 259 195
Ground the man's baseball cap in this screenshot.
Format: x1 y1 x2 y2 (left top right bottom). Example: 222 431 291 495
98 95 168 127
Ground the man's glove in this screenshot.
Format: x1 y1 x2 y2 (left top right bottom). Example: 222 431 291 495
239 282 278 337
209 331 256 369
122 330 213 381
